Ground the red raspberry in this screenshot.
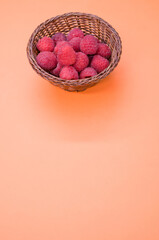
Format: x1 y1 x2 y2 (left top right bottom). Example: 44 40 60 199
50 63 62 77
69 37 81 52
92 35 100 43
36 36 55 52
36 51 57 70
91 55 109 73
60 66 79 80
96 37 100 43
97 43 112 58
57 44 76 66
80 67 97 79
80 35 98 55
52 32 66 44
54 41 70 55
73 52 89 72
67 28 84 41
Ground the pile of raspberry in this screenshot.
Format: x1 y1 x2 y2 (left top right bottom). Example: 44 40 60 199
36 28 111 80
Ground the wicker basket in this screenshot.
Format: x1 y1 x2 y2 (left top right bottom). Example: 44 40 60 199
27 12 122 92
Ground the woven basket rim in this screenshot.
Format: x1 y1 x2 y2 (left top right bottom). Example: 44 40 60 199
27 12 122 86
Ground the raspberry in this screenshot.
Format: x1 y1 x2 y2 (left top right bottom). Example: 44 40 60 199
69 37 81 52
57 44 76 66
52 32 66 44
36 36 55 52
80 67 97 79
73 52 89 72
36 51 57 70
92 35 100 43
80 35 98 55
91 55 109 73
50 63 62 77
97 43 112 58
54 41 70 55
60 66 79 80
67 28 84 41
96 37 100 43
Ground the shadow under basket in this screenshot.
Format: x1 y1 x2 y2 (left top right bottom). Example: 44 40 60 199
27 12 122 92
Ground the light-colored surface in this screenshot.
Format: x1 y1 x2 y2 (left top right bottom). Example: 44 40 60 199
0 0 159 239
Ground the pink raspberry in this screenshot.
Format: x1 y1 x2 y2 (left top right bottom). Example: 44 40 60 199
60 66 79 80
73 52 89 72
80 67 97 79
50 63 62 77
36 36 55 52
91 55 109 73
96 38 100 43
69 37 81 52
97 43 112 58
92 35 100 43
57 44 76 66
67 28 84 41
52 32 66 44
80 35 98 55
36 51 57 70
54 41 70 55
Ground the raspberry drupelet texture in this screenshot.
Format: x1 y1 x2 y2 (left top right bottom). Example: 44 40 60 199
36 51 57 70
80 35 98 55
50 63 62 77
57 44 76 66
52 32 67 44
91 55 109 73
80 67 97 79
36 36 55 52
60 66 79 80
73 52 89 72
97 43 112 58
69 37 82 52
54 41 70 55
67 28 84 41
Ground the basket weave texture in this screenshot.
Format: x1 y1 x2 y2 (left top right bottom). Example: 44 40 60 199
27 12 122 92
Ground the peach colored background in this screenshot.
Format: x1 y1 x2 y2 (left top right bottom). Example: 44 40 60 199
0 0 159 239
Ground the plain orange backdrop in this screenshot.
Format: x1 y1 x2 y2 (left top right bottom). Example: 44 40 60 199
0 0 159 240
